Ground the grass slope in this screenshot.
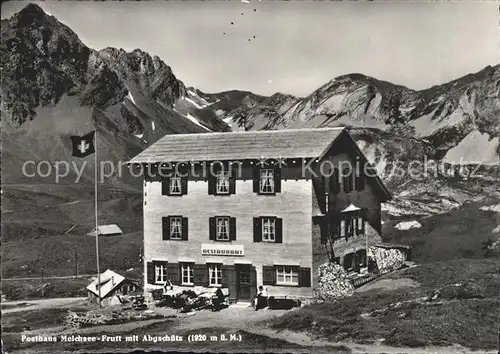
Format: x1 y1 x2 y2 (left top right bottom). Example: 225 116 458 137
268 258 498 350
382 201 500 262
2 184 142 278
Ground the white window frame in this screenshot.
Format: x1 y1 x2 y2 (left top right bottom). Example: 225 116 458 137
357 216 364 234
276 266 299 286
216 217 230 241
170 217 183 240
340 219 346 237
262 217 276 242
216 170 230 194
169 175 182 195
208 263 222 287
180 263 194 286
155 263 167 284
259 169 275 194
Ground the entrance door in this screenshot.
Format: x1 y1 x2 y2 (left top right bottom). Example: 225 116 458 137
237 265 251 301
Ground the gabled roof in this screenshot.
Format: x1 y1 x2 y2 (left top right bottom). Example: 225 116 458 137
128 127 345 163
87 224 123 236
86 269 125 298
341 203 362 213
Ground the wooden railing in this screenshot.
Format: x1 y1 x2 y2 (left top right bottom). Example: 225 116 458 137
350 271 381 288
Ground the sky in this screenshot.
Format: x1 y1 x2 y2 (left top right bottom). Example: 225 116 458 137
2 0 499 97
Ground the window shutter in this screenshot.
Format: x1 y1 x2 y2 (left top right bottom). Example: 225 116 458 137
229 217 236 241
193 264 208 286
166 263 180 285
262 266 276 285
274 167 282 193
162 217 170 240
221 265 230 287
182 217 188 240
332 217 340 240
253 217 262 242
250 268 257 300
228 176 236 195
299 267 311 287
252 167 260 193
209 217 216 240
330 168 340 194
355 162 366 191
162 178 170 196
208 173 216 195
275 217 283 243
146 262 155 284
229 165 236 195
181 177 188 195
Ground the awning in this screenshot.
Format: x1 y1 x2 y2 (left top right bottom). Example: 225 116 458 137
340 203 361 213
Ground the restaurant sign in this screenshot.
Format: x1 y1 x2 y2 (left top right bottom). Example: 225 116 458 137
201 244 244 256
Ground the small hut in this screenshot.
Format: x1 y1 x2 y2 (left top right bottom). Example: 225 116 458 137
86 224 123 237
86 269 142 306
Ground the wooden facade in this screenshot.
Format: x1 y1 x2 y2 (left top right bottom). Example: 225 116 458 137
133 128 391 302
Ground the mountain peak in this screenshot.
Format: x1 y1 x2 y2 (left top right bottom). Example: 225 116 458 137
14 4 52 24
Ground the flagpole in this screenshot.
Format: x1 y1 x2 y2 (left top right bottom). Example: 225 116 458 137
95 129 101 307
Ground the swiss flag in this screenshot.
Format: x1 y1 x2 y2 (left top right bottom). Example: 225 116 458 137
70 131 96 158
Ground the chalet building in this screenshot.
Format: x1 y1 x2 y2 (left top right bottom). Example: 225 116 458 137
87 269 142 306
129 127 391 302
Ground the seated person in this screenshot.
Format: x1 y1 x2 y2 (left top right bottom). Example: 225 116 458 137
254 285 268 310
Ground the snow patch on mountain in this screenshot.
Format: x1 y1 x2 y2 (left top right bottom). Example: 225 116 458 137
480 203 500 213
185 97 204 109
443 130 500 165
126 90 137 106
493 225 500 233
186 113 212 131
395 221 422 230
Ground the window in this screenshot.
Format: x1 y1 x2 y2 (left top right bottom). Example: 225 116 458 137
181 263 194 285
253 216 282 243
170 175 182 195
155 263 167 284
216 217 230 241
170 217 183 240
357 216 365 234
259 169 275 194
208 264 222 286
338 212 364 239
216 171 230 194
262 217 276 242
276 266 299 286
